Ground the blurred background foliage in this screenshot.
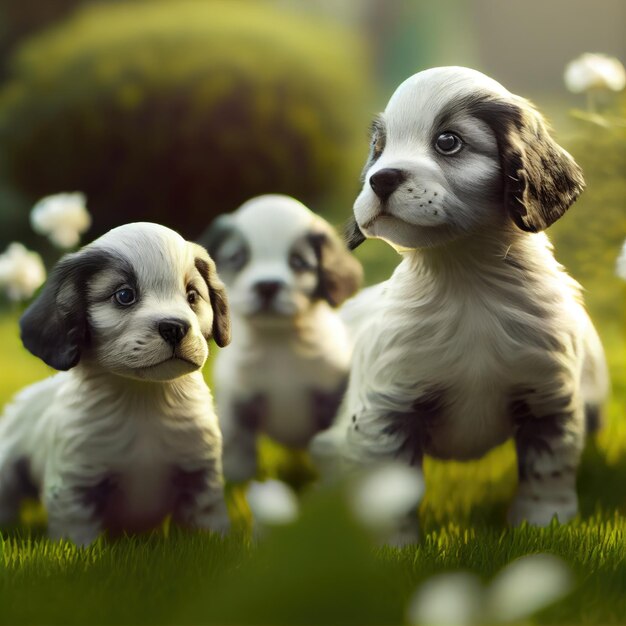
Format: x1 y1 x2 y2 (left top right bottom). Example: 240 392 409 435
550 98 626 322
0 0 371 244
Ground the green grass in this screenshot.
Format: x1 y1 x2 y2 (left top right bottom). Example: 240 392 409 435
0 297 625 624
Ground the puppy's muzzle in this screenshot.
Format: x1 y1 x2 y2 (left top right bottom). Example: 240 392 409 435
370 168 406 201
158 319 190 347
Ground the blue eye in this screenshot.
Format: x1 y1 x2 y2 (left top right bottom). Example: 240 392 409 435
114 288 136 306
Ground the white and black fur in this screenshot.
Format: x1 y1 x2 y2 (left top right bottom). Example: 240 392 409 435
311 67 609 541
0 223 232 545
200 195 362 482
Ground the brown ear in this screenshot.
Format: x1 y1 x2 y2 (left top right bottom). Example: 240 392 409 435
472 97 585 232
192 245 231 347
308 221 363 307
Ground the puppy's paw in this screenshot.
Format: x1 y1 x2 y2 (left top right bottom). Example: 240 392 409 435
48 522 101 547
179 500 231 536
508 492 578 527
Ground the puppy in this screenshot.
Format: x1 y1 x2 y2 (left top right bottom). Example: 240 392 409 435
0 223 231 545
200 195 362 483
311 67 609 540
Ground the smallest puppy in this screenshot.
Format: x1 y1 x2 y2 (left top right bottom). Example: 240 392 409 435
0 223 231 545
202 195 362 482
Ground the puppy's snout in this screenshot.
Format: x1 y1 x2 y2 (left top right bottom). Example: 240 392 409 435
254 280 283 301
158 319 190 347
369 168 406 201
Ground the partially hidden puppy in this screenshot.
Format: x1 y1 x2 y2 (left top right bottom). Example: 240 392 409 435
0 223 231 545
311 67 609 542
200 195 362 482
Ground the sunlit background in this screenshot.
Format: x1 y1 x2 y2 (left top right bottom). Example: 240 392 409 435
0 1 624 624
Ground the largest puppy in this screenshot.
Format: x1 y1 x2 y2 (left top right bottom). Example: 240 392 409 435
312 67 609 539
0 223 231 545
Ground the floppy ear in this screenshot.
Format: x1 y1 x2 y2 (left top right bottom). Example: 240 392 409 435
344 216 366 250
308 221 363 308
474 97 584 232
20 248 106 370
197 215 237 259
192 245 231 347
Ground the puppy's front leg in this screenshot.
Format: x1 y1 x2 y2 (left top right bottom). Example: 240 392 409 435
221 395 265 483
345 395 437 545
173 453 230 536
509 390 584 526
44 469 113 546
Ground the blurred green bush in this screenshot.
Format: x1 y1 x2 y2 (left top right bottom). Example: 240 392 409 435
0 0 371 243
551 99 626 323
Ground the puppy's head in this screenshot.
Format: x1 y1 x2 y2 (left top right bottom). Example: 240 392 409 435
349 66 584 251
20 223 231 381
200 195 362 325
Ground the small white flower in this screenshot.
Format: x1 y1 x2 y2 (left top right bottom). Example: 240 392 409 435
564 53 626 93
616 240 626 281
0 242 46 301
407 572 483 626
349 461 424 531
485 554 573 623
30 192 91 249
247 480 299 525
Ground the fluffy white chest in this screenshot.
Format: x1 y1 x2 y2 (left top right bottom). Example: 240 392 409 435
346 251 574 461
34 372 217 532
106 417 177 529
216 316 351 447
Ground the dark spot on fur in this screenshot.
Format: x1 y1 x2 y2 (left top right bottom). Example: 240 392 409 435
80 476 118 516
172 468 208 507
510 392 572 481
233 394 267 431
198 215 249 272
308 230 362 306
379 389 447 465
14 458 38 498
311 382 347 432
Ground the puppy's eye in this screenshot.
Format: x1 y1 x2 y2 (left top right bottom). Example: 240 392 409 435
114 287 136 306
220 247 248 271
187 288 199 305
435 132 463 155
289 252 313 273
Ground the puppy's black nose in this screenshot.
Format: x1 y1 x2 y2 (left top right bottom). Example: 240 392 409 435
159 319 189 347
369 168 406 201
255 280 282 301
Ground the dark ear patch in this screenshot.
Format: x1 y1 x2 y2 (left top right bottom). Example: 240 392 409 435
197 215 237 259
20 248 115 370
344 217 366 250
194 254 231 347
469 96 584 232
308 222 362 307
